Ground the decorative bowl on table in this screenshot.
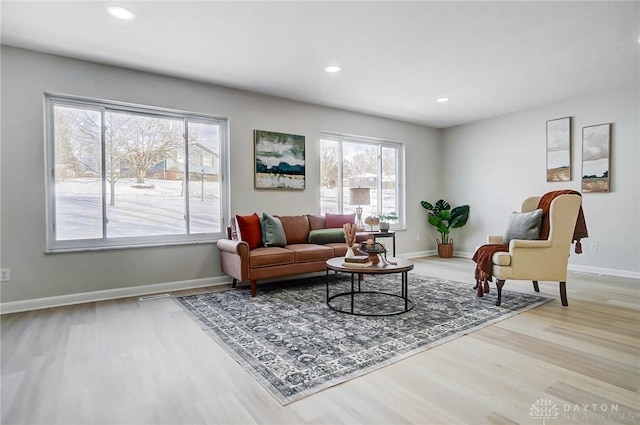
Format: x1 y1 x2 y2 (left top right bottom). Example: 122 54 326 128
358 239 397 265
359 240 387 254
358 240 386 264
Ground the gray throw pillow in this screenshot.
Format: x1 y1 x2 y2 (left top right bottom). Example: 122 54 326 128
261 213 287 247
502 209 544 244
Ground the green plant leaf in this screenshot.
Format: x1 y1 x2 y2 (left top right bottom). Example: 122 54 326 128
380 212 398 222
435 199 450 212
436 223 449 234
427 215 441 227
438 210 452 221
420 201 433 211
450 205 470 228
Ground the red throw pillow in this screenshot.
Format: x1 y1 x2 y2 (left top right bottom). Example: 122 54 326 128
236 213 262 250
325 213 356 229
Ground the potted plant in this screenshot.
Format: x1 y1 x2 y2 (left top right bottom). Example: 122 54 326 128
420 199 469 258
378 212 398 232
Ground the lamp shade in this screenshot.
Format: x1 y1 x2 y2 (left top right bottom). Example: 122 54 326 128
349 187 370 205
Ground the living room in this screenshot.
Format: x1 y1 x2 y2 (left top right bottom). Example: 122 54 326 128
1 2 638 424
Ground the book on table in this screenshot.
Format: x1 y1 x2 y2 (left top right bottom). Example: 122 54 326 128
344 255 370 263
341 261 373 268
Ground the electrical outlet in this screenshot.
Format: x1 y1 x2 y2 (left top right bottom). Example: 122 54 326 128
590 243 598 253
416 233 420 241
0 268 10 282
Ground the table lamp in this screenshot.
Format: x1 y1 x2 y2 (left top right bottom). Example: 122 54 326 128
349 187 370 231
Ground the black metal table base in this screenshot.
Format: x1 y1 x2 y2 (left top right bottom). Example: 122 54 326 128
326 269 414 316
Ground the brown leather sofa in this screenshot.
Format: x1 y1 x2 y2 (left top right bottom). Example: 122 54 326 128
217 214 368 297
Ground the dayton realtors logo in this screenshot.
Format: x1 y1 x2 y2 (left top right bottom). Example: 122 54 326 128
529 398 560 424
529 398 637 424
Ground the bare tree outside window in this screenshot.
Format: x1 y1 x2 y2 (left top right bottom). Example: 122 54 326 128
47 96 227 251
106 112 183 189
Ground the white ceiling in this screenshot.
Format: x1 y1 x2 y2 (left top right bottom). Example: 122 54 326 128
1 1 638 128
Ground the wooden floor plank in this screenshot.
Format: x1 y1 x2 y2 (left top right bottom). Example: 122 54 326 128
1 257 639 424
471 326 639 392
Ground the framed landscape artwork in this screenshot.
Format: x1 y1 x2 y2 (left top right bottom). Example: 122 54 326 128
254 130 305 190
546 117 571 182
582 123 611 193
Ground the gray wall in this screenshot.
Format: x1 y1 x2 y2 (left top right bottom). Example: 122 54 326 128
441 85 640 276
1 46 637 307
0 46 440 304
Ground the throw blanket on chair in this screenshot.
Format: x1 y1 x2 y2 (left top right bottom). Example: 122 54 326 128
472 190 588 291
472 244 509 292
537 190 589 253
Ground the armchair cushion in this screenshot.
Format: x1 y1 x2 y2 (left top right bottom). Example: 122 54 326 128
502 209 543 244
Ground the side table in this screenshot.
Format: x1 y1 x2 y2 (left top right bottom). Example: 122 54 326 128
369 231 396 256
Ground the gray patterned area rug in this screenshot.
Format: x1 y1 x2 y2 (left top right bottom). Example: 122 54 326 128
175 273 551 405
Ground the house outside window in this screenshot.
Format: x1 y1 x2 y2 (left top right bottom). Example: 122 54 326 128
45 94 229 252
320 133 404 230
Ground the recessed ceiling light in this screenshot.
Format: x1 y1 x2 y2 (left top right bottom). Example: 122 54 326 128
324 65 342 73
437 97 450 103
107 6 135 21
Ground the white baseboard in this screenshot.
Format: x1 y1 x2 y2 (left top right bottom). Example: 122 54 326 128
3 256 637 315
567 264 640 279
0 276 231 315
400 250 435 259
455 251 474 259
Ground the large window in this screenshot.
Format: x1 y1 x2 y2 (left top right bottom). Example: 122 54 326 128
45 95 228 252
320 133 404 229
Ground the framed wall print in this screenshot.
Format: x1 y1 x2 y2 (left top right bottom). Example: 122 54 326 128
546 117 571 182
582 123 611 193
254 130 305 190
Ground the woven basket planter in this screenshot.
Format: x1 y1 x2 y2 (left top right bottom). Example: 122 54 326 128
437 239 454 258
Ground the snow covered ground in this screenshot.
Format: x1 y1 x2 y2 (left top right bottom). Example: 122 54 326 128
54 178 221 240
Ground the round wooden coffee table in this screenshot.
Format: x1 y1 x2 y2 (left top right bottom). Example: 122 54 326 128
325 257 414 316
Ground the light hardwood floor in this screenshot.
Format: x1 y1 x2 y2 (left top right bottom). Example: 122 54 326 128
2 257 639 425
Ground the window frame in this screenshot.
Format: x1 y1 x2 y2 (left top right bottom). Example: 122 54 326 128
44 93 230 253
319 132 405 230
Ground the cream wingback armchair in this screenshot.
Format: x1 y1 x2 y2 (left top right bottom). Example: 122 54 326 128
475 193 585 306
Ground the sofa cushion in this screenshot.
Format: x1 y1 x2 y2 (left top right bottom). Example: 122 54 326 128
307 214 326 231
325 243 350 257
236 213 262 250
261 213 287 247
502 209 544 244
285 244 334 262
248 247 295 268
325 213 356 228
308 228 346 244
276 215 310 244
